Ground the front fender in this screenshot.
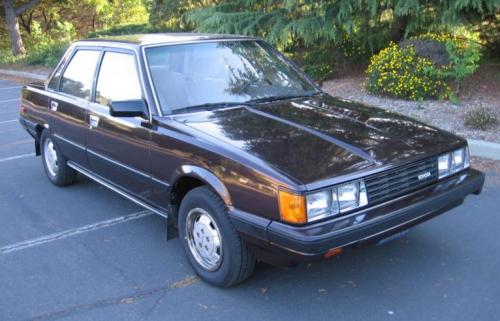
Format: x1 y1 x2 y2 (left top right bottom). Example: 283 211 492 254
171 165 232 205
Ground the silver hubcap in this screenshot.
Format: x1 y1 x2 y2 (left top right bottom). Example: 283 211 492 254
44 138 59 177
186 208 223 271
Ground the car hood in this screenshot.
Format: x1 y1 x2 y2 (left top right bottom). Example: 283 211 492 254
170 95 465 185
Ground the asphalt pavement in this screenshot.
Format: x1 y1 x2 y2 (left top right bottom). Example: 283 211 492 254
0 79 499 321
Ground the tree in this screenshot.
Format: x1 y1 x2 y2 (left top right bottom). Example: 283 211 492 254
1 0 148 57
2 0 40 55
185 0 499 56
148 0 215 30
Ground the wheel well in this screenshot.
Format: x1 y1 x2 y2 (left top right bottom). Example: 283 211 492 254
170 176 206 212
34 125 44 156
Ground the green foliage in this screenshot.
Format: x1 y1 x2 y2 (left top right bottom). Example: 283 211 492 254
185 1 383 53
0 50 25 65
416 33 481 95
1 0 497 73
25 21 74 67
148 0 201 30
302 60 335 82
366 33 481 100
0 42 67 68
431 39 481 93
25 42 68 67
365 43 449 100
476 11 500 61
1 0 149 60
300 47 335 81
185 1 498 50
88 23 165 38
464 107 498 129
0 20 72 67
102 0 149 26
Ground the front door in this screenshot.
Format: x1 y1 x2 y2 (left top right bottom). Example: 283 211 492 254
86 49 153 200
49 49 101 167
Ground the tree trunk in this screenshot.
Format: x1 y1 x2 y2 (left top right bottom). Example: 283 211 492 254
3 0 26 56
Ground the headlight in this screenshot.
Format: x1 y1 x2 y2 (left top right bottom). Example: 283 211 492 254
336 180 368 212
438 146 470 179
438 153 451 178
305 180 368 223
306 190 331 221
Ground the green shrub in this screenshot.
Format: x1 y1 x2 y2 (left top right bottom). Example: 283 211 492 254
23 21 73 68
365 33 481 101
464 107 498 130
416 33 481 93
0 43 67 68
303 62 334 82
25 42 69 67
300 47 335 82
0 49 25 65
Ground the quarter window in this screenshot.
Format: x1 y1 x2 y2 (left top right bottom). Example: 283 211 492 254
60 50 100 100
48 56 67 91
95 52 142 106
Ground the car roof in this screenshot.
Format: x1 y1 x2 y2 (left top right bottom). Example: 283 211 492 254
78 33 259 47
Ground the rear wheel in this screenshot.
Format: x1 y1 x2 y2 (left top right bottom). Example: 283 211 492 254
179 186 256 287
40 130 77 186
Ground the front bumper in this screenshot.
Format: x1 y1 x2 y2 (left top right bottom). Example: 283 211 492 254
229 168 485 262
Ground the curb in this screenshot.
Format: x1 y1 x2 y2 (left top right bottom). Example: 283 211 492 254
468 139 500 161
1 69 499 161
0 69 48 81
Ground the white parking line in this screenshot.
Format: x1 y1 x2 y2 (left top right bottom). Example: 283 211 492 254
0 153 35 163
0 98 20 103
0 139 32 147
0 86 21 90
0 119 17 124
0 210 153 256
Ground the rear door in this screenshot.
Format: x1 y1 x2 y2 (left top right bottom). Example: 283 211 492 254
86 48 153 199
48 48 101 167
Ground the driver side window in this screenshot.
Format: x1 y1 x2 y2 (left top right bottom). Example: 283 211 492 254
95 52 142 107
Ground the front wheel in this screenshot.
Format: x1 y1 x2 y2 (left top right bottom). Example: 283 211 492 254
178 186 255 287
40 130 77 186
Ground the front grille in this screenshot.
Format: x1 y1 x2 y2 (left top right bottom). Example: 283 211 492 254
365 157 438 205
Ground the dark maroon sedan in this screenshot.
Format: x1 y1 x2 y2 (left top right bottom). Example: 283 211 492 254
19 33 484 287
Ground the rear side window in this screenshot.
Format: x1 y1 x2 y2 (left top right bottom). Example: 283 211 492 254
60 50 100 100
48 57 67 91
95 52 142 106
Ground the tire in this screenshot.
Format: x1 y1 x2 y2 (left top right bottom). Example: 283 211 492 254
178 186 256 287
40 130 77 186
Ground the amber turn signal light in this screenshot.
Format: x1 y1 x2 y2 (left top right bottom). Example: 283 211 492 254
279 190 306 224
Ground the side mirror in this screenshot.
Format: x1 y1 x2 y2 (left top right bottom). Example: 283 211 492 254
109 99 147 118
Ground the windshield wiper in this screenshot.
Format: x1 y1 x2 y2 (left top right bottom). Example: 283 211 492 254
170 102 247 115
246 92 321 104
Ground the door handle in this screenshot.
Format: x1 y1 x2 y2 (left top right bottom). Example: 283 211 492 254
89 115 100 128
50 101 58 111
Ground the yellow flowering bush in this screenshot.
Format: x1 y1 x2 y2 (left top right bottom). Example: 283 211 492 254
365 42 449 100
366 33 481 101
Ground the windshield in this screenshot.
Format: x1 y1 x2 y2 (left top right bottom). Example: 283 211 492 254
145 40 318 114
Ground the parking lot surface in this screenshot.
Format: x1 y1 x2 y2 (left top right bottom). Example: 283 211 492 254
1 79 499 321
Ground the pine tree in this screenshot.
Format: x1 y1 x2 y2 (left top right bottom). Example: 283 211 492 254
184 0 498 51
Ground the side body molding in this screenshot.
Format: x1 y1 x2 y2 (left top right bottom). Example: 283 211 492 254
172 165 232 206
